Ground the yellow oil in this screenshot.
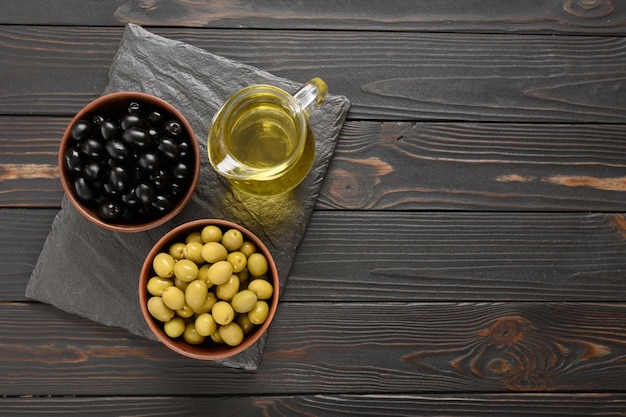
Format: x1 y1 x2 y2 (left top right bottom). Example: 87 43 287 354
228 124 315 196
226 100 300 172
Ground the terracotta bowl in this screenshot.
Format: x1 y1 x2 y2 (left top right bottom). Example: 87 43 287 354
58 92 200 232
139 219 280 360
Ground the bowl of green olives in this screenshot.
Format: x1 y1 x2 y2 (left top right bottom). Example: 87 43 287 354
139 219 279 360
59 92 200 232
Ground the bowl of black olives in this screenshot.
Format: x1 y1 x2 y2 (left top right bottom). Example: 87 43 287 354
139 219 279 360
59 92 200 232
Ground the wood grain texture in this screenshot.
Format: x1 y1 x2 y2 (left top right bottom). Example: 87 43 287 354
288 211 626 302
0 209 54 300
3 118 626 211
1 302 626 396
1 393 625 416
3 210 626 302
1 5 625 410
320 122 626 211
0 116 67 207
2 27 626 122
1 0 626 35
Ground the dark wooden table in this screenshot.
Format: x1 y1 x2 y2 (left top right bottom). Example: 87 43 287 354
2 1 626 415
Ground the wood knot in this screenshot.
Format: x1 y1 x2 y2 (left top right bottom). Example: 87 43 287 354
478 316 532 348
564 0 614 18
611 214 626 239
325 157 392 209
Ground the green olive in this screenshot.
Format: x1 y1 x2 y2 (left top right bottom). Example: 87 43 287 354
147 296 174 322
247 253 268 277
221 228 243 252
237 268 250 287
183 241 204 264
198 264 209 281
247 279 274 300
164 316 185 338
227 251 247 273
248 300 269 325
219 322 244 347
231 289 258 313
201 225 223 243
237 313 255 335
161 286 186 310
194 313 217 337
168 242 186 260
183 322 205 345
185 231 203 243
210 329 224 344
174 277 189 292
147 276 173 296
191 292 217 314
185 279 209 310
207 261 233 285
153 252 175 278
212 300 235 325
146 224 275 348
176 303 195 318
174 259 199 282
216 274 240 301
239 240 257 258
201 241 228 263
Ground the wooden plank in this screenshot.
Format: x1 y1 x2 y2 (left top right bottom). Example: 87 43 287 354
320 122 626 211
3 118 626 211
289 211 626 301
1 0 626 35
0 116 67 207
4 209 625 302
0 209 55 300
2 27 626 122
1 301 626 395
1 393 624 416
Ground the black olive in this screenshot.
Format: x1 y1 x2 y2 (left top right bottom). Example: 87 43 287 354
120 113 145 130
151 195 172 213
92 115 105 126
70 120 94 142
121 188 140 208
107 165 131 194
157 137 180 160
150 169 171 192
64 147 84 174
83 161 104 182
101 181 118 198
106 140 130 161
168 181 185 198
164 119 182 137
99 120 120 141
128 101 142 114
147 110 163 127
148 128 160 141
137 151 159 172
135 182 156 206
177 140 191 159
172 162 192 181
121 127 152 150
73 177 96 202
79 137 105 159
98 200 123 221
66 100 193 224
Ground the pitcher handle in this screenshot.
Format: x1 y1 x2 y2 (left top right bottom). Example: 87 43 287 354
293 78 328 117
